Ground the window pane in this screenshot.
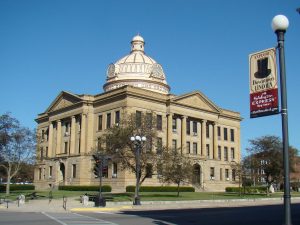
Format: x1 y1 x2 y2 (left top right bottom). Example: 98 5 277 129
230 129 234 142
136 111 142 127
157 115 162 130
186 119 190 135
224 128 228 141
106 113 111 129
193 142 197 155
193 121 197 134
115 111 120 125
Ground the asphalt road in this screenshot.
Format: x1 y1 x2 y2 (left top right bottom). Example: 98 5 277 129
1 203 299 225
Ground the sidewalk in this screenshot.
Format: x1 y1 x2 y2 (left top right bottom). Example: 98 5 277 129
1 196 300 213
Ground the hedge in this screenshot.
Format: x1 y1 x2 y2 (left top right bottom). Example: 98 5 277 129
126 186 195 192
0 184 35 192
58 185 111 192
225 186 267 194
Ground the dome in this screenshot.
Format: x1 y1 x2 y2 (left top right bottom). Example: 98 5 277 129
132 35 144 42
103 35 170 94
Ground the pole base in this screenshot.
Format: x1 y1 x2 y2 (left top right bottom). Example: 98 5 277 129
95 195 106 207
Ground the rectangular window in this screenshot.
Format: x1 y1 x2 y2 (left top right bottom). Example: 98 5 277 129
102 166 108 178
146 136 152 152
146 113 152 129
40 147 44 160
46 147 48 158
136 111 142 128
41 130 45 141
72 164 76 178
220 168 223 181
156 115 162 130
97 137 102 151
64 142 68 154
193 142 197 155
218 146 221 160
98 115 103 131
49 166 53 178
172 118 177 132
106 113 111 129
206 124 210 138
224 128 228 141
193 121 197 134
217 126 221 140
232 169 236 181
172 139 177 152
157 138 162 154
225 169 229 180
230 129 235 142
210 167 215 179
65 122 70 133
146 164 153 178
39 168 42 180
186 141 191 154
186 119 190 135
112 163 118 178
115 111 120 125
206 144 210 157
224 147 228 161
231 148 235 161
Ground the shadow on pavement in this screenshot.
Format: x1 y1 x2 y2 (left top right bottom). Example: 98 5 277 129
119 203 300 225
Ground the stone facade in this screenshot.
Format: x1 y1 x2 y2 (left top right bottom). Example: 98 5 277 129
34 35 242 192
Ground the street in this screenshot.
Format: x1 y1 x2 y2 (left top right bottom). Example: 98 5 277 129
0 203 299 225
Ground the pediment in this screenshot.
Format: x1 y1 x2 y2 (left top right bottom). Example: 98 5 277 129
172 91 220 113
46 91 82 113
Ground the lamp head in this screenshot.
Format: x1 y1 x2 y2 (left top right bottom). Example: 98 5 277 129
272 15 289 32
135 135 141 141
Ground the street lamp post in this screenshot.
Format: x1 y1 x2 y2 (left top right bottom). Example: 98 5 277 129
93 153 111 207
272 15 291 225
130 135 146 205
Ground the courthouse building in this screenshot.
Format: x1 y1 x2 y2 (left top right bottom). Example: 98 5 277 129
34 35 242 192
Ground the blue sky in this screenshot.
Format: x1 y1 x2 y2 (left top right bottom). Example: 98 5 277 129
0 0 299 156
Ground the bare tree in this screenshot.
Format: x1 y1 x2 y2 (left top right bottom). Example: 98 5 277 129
102 112 158 186
157 148 194 197
246 135 298 194
0 113 36 194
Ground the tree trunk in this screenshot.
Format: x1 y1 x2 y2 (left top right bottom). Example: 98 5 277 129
177 182 180 197
6 174 11 195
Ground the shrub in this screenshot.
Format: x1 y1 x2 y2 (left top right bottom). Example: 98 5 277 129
58 185 111 192
0 184 35 192
126 186 195 192
225 186 267 194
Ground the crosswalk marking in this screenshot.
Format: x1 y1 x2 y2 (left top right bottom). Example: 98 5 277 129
42 212 118 225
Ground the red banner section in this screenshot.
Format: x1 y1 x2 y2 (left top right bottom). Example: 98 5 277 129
250 89 279 118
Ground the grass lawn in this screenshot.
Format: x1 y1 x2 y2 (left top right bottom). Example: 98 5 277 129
1 190 300 202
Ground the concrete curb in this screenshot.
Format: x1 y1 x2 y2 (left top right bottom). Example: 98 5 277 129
71 205 133 212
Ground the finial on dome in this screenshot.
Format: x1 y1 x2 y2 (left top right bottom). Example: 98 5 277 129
131 34 145 53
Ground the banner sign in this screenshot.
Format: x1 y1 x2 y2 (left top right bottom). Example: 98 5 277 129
249 48 279 118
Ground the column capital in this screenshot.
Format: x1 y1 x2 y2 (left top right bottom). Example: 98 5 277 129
181 115 187 119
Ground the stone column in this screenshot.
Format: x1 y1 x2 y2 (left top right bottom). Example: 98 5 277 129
181 116 187 154
70 116 76 155
48 122 53 157
56 120 62 155
80 114 86 154
213 122 218 159
167 113 173 149
201 120 207 157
